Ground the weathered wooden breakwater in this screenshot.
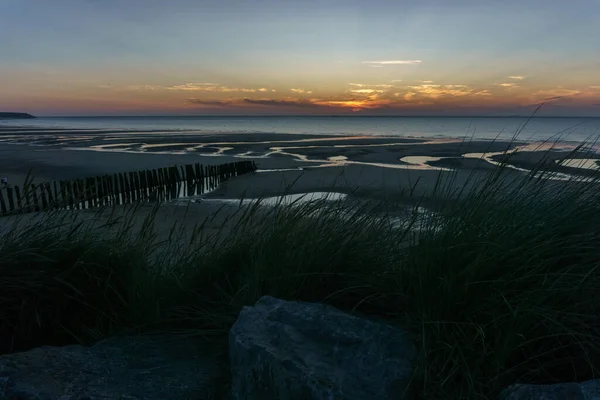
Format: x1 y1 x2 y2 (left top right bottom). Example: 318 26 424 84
0 160 257 216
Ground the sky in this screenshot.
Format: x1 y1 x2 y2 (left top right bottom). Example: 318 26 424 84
1 0 599 117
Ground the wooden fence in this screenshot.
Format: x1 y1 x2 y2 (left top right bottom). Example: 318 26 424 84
0 160 257 216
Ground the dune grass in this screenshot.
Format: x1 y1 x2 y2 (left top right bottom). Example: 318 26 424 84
1 139 600 399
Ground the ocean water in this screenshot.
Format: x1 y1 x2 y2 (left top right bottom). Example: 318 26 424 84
2 116 600 143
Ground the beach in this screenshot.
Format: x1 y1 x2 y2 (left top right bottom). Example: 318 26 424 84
2 124 600 400
2 124 598 206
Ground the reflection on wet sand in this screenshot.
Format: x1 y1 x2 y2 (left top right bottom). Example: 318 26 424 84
1 126 599 183
399 156 448 171
557 159 600 170
195 191 348 206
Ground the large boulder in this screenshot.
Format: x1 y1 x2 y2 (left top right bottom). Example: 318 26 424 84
229 296 417 400
500 379 600 399
0 335 226 400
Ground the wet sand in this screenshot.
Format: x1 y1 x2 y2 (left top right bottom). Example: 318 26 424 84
0 126 598 205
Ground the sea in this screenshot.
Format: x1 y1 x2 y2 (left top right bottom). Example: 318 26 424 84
2 116 600 143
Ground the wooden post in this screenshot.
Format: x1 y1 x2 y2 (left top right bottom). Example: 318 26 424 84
58 181 65 209
166 167 172 186
102 176 110 206
72 179 81 209
97 177 103 206
23 184 32 212
104 176 110 205
109 174 117 205
129 172 135 202
30 184 40 212
168 166 174 185
199 165 204 193
212 166 216 189
166 167 172 185
160 168 168 200
133 171 141 201
156 168 162 187
76 179 82 209
142 171 149 200
76 179 84 208
103 175 113 205
185 164 193 183
6 187 15 213
15 186 22 213
94 176 103 206
144 171 152 199
163 167 169 186
122 173 129 205
39 184 48 210
149 170 157 200
126 172 134 202
152 169 159 188
195 163 201 183
178 165 185 183
66 181 74 210
138 171 144 200
97 177 104 207
79 179 86 209
112 174 120 205
114 174 120 204
51 181 59 209
117 173 125 204
84 178 92 208
45 183 55 210
0 189 7 215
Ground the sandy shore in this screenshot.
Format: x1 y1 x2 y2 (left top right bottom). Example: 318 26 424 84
0 126 598 206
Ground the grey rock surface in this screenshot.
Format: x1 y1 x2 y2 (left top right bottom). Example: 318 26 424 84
0 335 226 400
500 379 600 399
229 295 417 400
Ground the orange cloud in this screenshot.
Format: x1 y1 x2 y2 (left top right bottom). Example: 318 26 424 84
349 83 394 88
123 83 271 93
290 88 313 94
349 89 385 94
243 98 321 108
403 84 475 99
532 89 581 100
313 99 393 111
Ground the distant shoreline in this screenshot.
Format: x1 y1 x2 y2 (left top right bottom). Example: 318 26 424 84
16 115 600 119
0 112 35 120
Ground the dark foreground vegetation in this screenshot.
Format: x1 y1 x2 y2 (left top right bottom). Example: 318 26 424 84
1 141 600 399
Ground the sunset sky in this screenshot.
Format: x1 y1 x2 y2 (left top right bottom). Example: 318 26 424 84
1 0 599 116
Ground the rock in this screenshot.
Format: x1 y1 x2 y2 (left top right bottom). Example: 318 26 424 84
0 335 226 400
229 296 417 400
500 379 600 399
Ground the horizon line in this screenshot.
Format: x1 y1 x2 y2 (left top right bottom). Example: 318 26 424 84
31 114 600 119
